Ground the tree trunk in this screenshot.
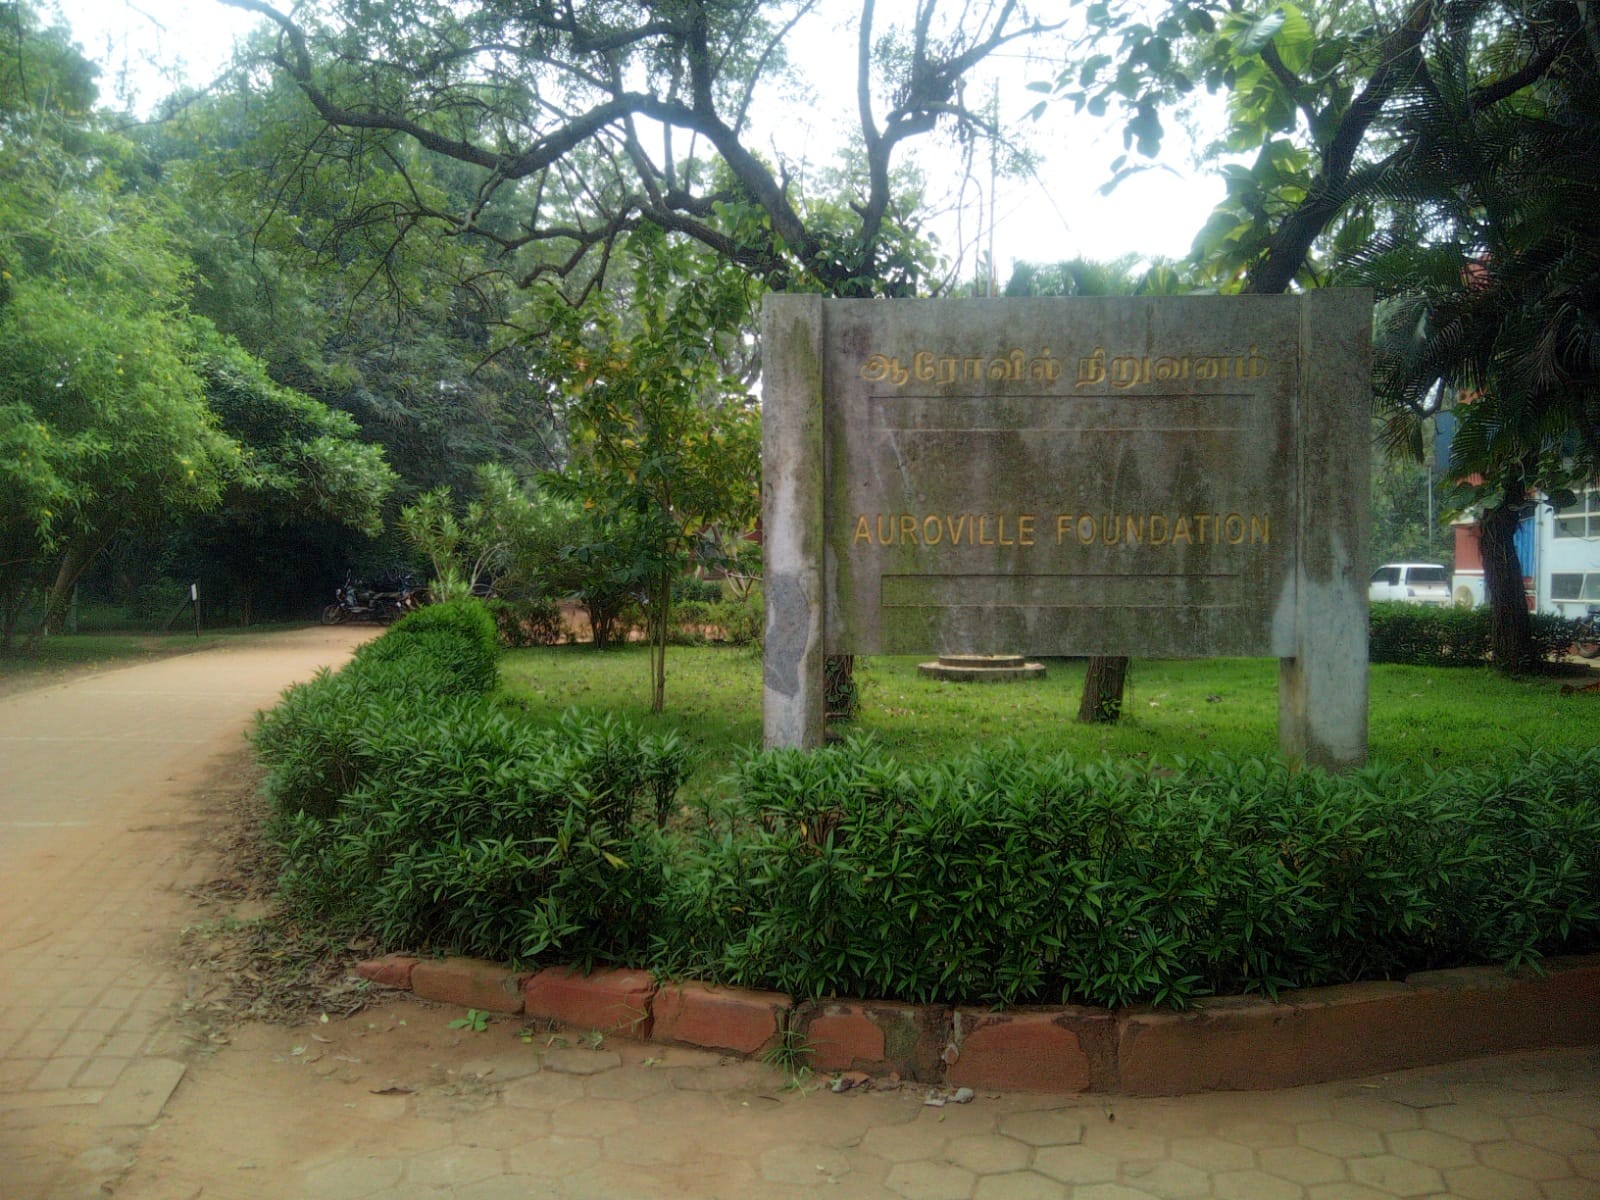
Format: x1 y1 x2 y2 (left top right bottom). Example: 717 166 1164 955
1077 655 1130 723
649 570 669 714
1479 480 1535 675
825 654 858 723
32 541 95 644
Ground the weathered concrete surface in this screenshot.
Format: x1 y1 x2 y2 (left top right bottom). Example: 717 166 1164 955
762 294 828 749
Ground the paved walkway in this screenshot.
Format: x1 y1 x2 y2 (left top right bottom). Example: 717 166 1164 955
2 627 1598 1199
0 627 371 1199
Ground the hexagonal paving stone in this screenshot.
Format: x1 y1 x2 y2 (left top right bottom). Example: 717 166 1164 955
454 1104 551 1149
972 1171 1068 1200
1168 1135 1256 1173
1073 1186 1167 1200
583 1064 674 1100
504 1134 602 1178
1329 1099 1421 1134
1533 1094 1600 1129
450 1177 562 1200
405 1146 503 1190
1302 1186 1394 1200
1507 1115 1600 1155
1540 1181 1600 1200
1440 1164 1543 1200
501 1071 588 1111
1383 1127 1476 1169
1297 1120 1388 1159
1209 1119 1298 1150
1475 1139 1573 1182
1031 1145 1118 1185
999 1110 1088 1148
863 1118 953 1164
550 1097 639 1139
1079 1124 1172 1160
1211 1169 1305 1200
302 1156 406 1200
603 1123 693 1168
1257 1145 1347 1186
759 1142 853 1187
1346 1154 1443 1196
1420 1104 1510 1143
1120 1158 1211 1198
541 1047 622 1076
946 1133 1030 1175
885 1160 978 1200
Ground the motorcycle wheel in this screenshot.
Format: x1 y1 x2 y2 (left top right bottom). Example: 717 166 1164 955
321 604 347 625
1577 641 1600 660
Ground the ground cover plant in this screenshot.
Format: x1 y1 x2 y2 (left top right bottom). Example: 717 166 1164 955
256 619 1600 1012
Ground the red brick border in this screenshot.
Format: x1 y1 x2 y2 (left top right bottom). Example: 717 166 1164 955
353 952 1600 1095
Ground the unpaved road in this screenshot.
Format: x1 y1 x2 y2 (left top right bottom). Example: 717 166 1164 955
3 628 1598 1200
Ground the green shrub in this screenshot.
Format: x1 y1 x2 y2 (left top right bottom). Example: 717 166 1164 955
353 599 500 693
654 740 1600 1009
487 598 565 648
1369 602 1584 667
709 590 762 646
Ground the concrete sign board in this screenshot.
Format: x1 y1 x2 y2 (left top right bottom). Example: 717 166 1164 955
762 292 1371 770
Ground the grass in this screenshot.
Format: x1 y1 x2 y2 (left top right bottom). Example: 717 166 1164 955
0 629 249 698
495 643 1600 797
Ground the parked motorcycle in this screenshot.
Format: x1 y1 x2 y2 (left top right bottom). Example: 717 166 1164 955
320 573 424 625
1573 609 1600 660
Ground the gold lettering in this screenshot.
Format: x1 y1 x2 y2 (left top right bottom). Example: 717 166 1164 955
877 514 894 544
1110 355 1148 389
1100 514 1121 545
1194 356 1220 381
1153 355 1190 383
979 515 995 545
1148 514 1169 545
1224 514 1245 544
1018 515 1035 546
1251 515 1271 544
860 355 909 386
1171 516 1193 545
962 357 983 382
854 515 872 545
922 515 943 545
899 514 919 545
1125 515 1144 544
1076 515 1096 545
913 351 936 382
1194 514 1212 545
1028 349 1061 382
997 515 1015 546
1244 344 1268 378
1076 348 1106 386
948 514 969 545
1056 514 1073 545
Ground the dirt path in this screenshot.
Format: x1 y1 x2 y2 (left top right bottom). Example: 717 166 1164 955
3 628 1598 1200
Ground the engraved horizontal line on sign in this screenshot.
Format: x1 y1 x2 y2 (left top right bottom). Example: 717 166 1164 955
880 573 1243 609
860 392 1262 434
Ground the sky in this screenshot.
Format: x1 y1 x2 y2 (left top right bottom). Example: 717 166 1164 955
49 0 1228 283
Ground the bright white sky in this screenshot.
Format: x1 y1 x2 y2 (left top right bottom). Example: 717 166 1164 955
50 0 1227 283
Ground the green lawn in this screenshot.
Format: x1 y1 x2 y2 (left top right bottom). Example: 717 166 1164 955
496 644 1599 797
0 630 238 697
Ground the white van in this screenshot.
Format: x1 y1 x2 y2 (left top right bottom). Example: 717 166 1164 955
1369 563 1451 605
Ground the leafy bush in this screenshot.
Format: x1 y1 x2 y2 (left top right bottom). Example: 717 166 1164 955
709 589 762 646
1370 602 1583 667
258 636 1600 1008
667 600 713 645
487 598 565 648
354 599 500 693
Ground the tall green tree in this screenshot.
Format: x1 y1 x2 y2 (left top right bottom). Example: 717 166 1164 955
539 227 761 712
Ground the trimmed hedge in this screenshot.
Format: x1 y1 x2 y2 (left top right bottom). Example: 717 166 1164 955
1370 601 1582 667
255 617 1600 1007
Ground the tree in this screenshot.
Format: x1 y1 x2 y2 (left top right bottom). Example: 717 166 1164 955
217 0 1063 298
539 226 760 711
1353 1 1600 671
0 8 236 642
